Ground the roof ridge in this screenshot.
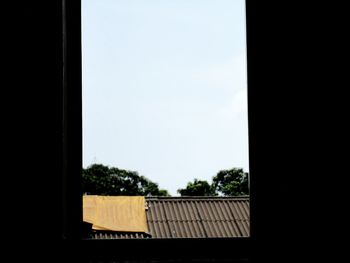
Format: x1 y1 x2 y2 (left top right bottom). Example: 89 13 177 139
146 196 249 200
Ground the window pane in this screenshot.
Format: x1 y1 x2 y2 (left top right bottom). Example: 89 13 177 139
82 0 248 197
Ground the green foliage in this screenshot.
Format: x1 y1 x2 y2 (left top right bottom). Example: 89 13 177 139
82 164 170 196
212 168 249 196
177 179 217 196
83 164 248 197
177 168 249 196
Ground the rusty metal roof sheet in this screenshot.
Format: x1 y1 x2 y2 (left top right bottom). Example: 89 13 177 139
89 196 249 239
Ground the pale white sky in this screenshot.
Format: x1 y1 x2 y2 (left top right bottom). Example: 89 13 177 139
82 0 248 196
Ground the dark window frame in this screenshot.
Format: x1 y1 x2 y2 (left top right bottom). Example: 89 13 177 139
62 0 256 261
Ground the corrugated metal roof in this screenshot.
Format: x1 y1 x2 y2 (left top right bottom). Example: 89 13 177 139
146 196 249 238
91 231 151 239
89 196 249 239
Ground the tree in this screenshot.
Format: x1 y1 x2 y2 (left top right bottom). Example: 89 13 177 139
212 168 249 196
82 164 170 196
177 179 216 196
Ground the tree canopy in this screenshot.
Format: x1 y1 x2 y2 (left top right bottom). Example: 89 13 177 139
177 179 217 196
82 164 170 196
82 164 248 197
212 168 249 196
177 168 249 196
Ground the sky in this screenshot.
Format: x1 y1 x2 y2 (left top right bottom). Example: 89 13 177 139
82 0 248 196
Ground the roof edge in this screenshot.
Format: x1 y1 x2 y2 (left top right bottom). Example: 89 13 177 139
145 196 249 201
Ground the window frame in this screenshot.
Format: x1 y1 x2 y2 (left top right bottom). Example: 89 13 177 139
62 0 255 261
